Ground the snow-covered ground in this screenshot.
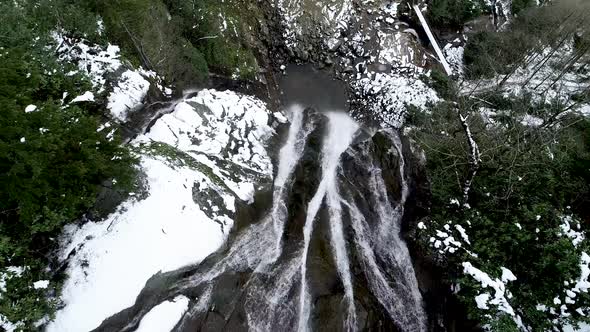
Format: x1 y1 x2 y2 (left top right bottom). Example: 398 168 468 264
47 89 280 331
136 296 190 332
53 32 167 122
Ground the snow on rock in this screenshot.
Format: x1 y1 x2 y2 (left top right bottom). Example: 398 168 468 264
53 32 160 122
53 32 122 90
107 70 152 122
377 30 420 67
136 296 189 332
70 91 95 103
353 72 438 128
273 111 288 123
48 89 276 331
275 0 353 50
33 280 49 289
46 157 234 332
443 44 464 76
138 89 275 202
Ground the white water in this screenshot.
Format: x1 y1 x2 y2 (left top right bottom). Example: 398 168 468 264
298 111 359 332
346 130 427 331
271 105 311 262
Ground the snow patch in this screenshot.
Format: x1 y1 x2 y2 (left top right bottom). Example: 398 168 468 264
462 262 520 320
33 280 49 289
107 70 151 122
70 91 95 103
136 296 189 332
25 105 37 113
560 215 585 247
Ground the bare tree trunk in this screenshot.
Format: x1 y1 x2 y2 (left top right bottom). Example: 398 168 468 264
120 20 154 71
497 52 530 89
521 32 574 88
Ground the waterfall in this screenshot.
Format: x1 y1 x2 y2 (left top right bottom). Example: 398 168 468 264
297 111 359 332
92 108 427 332
270 104 312 263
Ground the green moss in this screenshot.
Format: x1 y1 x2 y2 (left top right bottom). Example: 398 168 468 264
197 38 257 79
139 142 232 192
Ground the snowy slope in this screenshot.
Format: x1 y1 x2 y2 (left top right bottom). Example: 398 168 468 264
47 90 279 331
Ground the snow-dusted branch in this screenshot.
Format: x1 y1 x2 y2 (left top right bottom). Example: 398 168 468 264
458 112 481 205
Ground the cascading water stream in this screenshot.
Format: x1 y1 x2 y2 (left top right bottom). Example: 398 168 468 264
343 129 427 331
269 104 311 263
297 111 359 332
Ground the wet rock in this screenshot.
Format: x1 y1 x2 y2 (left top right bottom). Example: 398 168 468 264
192 182 235 232
92 109 426 332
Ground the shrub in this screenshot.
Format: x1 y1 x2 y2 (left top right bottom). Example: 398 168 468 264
197 37 257 79
164 0 261 80
463 31 535 79
0 102 137 260
463 0 590 79
511 0 536 15
424 68 457 99
427 0 485 28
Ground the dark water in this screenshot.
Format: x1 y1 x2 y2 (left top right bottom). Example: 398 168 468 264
279 64 349 112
